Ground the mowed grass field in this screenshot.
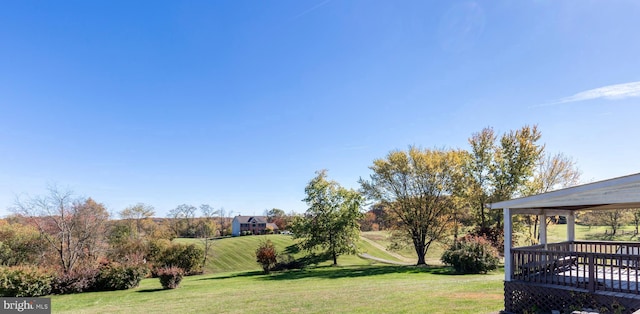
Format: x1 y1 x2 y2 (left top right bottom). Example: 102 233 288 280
176 234 405 273
51 265 504 314
546 223 639 242
360 231 448 264
50 234 504 313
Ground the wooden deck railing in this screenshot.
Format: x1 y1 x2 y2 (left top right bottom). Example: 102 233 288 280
511 241 640 294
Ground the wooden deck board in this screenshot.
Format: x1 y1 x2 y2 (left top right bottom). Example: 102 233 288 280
538 265 640 293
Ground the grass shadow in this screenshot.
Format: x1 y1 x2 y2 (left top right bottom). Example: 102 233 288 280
195 263 496 282
261 264 457 281
284 244 300 255
196 270 264 281
296 252 332 266
582 232 635 241
583 233 614 241
136 288 165 293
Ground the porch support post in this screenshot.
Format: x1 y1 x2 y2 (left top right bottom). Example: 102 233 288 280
539 212 547 247
567 211 575 242
504 208 512 282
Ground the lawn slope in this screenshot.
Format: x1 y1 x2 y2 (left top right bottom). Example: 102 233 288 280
178 234 405 273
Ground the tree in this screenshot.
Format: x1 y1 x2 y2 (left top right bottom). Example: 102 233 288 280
198 204 217 267
168 204 197 237
520 153 581 244
217 207 230 236
463 125 544 229
119 203 155 239
266 208 288 230
360 147 465 265
368 203 394 230
585 209 632 236
266 208 285 219
0 220 47 266
291 170 363 266
13 187 110 273
632 209 640 234
359 211 377 231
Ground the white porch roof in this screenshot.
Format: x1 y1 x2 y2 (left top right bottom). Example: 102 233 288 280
490 172 640 215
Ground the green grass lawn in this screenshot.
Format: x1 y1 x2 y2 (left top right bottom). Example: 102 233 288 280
545 223 639 242
49 234 504 313
512 223 640 246
51 265 504 314
177 234 405 273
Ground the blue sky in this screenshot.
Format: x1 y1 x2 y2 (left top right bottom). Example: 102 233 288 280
1 1 639 217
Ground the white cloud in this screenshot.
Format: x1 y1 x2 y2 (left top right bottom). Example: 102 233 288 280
550 81 640 105
291 0 331 20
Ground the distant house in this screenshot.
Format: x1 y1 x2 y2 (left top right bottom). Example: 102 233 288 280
232 216 274 236
266 222 280 233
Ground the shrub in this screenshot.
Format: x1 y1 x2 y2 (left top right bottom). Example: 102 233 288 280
469 226 505 253
94 263 149 291
156 266 184 289
0 223 47 266
147 239 172 263
441 235 499 274
255 240 278 274
0 266 53 297
272 254 304 272
156 243 204 275
51 267 99 294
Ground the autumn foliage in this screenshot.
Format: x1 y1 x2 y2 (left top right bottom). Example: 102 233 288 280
255 239 278 274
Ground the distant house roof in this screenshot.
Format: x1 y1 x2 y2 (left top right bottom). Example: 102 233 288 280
234 216 268 224
490 172 640 215
266 223 279 230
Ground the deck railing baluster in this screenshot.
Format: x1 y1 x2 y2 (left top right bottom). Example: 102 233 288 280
511 241 640 295
618 254 622 292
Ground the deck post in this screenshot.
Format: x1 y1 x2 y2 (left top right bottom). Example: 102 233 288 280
539 212 547 247
567 211 575 252
588 254 596 292
504 208 512 282
567 211 575 242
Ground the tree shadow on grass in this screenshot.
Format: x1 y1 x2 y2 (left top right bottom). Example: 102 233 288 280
194 264 458 282
284 244 300 255
196 270 264 281
136 288 165 293
583 233 614 241
260 264 457 281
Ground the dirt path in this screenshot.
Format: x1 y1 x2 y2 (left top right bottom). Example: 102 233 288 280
358 253 414 265
360 236 415 264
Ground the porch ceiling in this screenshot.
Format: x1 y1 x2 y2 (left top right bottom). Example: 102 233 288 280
489 172 640 214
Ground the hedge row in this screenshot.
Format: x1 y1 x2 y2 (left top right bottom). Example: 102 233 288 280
0 263 148 297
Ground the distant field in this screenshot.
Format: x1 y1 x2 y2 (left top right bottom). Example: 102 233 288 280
546 223 638 242
176 234 405 273
361 231 450 265
510 223 640 246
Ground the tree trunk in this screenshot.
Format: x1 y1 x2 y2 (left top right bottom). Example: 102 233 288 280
453 211 459 243
414 237 427 265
